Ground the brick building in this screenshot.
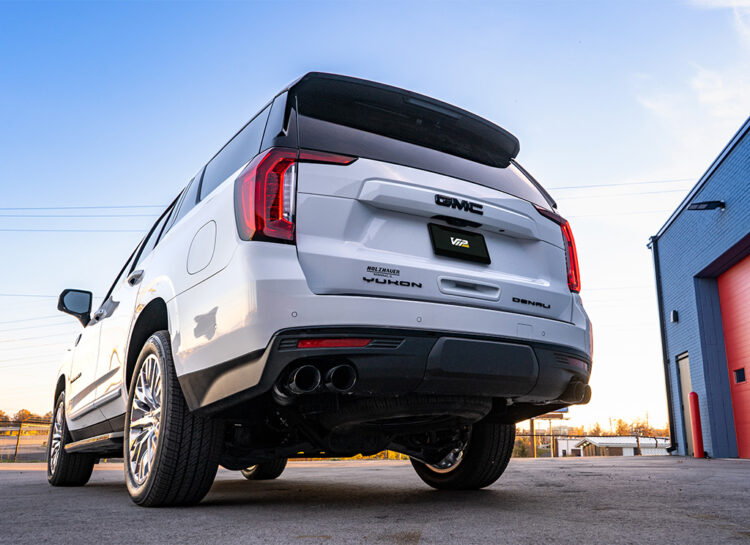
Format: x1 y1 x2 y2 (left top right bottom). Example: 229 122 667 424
649 116 750 458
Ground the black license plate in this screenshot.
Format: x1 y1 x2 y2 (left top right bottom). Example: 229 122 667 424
428 223 490 264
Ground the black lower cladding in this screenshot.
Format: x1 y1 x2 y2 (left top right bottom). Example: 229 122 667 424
68 414 125 443
179 327 592 415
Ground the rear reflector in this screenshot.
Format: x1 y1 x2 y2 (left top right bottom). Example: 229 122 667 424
534 205 581 293
297 338 372 349
234 147 356 243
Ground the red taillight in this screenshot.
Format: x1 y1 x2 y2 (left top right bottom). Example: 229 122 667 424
560 220 581 292
297 338 372 348
534 205 581 293
234 147 356 243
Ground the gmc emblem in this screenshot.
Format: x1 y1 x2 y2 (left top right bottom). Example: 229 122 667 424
434 194 484 215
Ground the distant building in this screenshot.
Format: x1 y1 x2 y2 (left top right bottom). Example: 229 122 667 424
576 437 670 457
555 438 582 457
649 116 750 459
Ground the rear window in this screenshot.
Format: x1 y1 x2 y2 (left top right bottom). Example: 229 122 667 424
290 74 553 208
201 104 271 200
294 75 518 168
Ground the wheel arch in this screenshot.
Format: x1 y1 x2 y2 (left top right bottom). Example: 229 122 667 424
54 374 66 404
125 298 169 392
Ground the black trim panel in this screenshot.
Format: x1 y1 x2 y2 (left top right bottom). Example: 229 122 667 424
178 327 591 415
68 413 124 442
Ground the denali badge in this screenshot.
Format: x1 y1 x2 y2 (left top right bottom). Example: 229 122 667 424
435 194 484 215
363 277 422 288
512 296 551 309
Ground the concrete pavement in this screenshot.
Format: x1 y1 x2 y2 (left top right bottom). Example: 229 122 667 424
0 456 748 544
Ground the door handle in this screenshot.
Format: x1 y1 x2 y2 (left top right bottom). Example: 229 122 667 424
127 270 144 286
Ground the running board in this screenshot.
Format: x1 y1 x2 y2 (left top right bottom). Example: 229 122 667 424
65 432 124 454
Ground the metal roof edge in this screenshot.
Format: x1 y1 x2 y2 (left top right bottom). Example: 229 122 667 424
651 115 750 241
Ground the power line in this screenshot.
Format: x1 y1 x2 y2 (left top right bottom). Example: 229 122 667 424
0 320 73 333
0 294 103 298
555 188 689 200
0 228 145 233
0 293 58 298
547 178 693 190
0 205 166 211
0 340 73 352
0 360 63 370
0 352 65 364
0 332 75 343
568 209 671 218
585 285 653 291
0 213 158 218
0 314 60 324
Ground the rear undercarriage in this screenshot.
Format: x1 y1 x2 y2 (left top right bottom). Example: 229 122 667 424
187 327 593 469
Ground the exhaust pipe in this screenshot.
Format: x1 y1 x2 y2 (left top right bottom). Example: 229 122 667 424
559 380 586 403
325 364 357 393
581 384 592 404
286 365 322 395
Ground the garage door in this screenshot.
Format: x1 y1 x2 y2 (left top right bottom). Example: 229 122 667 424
718 253 750 459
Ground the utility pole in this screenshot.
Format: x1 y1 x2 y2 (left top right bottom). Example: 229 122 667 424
13 419 25 462
530 418 537 458
548 418 554 458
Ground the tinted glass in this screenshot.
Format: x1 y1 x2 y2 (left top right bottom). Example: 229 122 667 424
200 104 271 200
291 75 552 208
161 186 186 237
293 75 518 168
169 173 201 230
133 206 172 269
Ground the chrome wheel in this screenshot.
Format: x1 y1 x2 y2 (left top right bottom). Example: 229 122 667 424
49 404 63 474
426 448 464 474
128 354 162 486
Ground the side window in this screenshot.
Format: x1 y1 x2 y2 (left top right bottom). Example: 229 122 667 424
159 187 185 237
200 104 271 200
132 203 174 270
168 171 202 232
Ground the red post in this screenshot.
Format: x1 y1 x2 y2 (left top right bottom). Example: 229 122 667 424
688 392 705 458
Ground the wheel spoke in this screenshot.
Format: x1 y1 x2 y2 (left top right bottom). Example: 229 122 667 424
128 353 163 486
49 404 64 474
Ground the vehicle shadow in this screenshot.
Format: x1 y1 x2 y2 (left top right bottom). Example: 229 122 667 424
200 476 525 511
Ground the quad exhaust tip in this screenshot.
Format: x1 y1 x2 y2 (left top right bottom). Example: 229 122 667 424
286 364 322 395
279 363 358 400
560 380 591 404
325 364 357 393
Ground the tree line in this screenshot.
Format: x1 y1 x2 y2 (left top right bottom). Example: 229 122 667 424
0 409 52 423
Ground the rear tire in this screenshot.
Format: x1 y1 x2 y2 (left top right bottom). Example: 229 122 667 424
46 392 95 487
124 331 223 507
411 420 515 490
241 458 288 480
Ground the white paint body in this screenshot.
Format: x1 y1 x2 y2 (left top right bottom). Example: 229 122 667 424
56 156 592 433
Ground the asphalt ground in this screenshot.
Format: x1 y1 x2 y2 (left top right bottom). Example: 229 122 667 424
1 456 748 544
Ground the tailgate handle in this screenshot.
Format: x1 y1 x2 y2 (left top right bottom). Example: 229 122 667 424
438 276 501 301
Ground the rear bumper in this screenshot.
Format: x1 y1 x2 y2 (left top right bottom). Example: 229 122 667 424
179 327 592 414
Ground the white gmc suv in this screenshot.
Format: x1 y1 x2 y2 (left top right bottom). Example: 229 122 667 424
47 73 592 506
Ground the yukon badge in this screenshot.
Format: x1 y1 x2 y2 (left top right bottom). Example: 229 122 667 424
434 194 484 215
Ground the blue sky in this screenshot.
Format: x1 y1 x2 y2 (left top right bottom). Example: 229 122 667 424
1 0 749 427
